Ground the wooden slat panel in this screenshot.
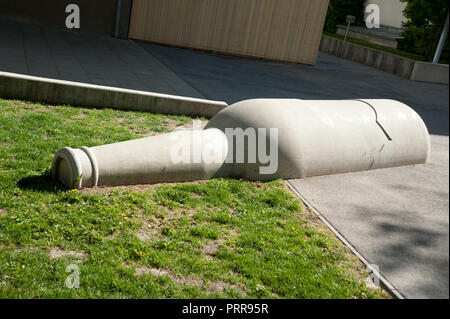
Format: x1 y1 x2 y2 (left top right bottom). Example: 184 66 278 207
128 0 329 65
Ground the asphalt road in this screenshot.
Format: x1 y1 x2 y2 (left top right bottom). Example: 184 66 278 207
140 41 449 298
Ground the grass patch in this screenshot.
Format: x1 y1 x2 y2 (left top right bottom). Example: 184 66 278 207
0 98 387 298
323 31 426 62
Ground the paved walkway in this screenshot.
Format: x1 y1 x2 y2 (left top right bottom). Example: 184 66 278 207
0 19 203 98
138 41 449 298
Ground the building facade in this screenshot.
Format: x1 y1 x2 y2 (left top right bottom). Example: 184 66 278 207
0 0 133 38
128 0 329 65
0 0 329 65
365 0 407 30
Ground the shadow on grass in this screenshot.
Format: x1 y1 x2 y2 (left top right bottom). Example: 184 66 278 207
17 173 68 193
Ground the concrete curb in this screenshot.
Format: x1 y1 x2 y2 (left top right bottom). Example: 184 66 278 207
410 62 450 84
285 180 405 299
0 71 228 117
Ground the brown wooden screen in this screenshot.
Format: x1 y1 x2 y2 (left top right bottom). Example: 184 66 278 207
128 0 329 65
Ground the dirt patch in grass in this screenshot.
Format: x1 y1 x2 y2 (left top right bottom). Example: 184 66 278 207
174 119 207 131
160 206 183 221
133 207 193 243
32 105 54 113
203 238 226 260
136 224 159 242
79 181 210 195
0 209 7 216
79 184 155 195
202 229 239 260
115 117 127 123
205 280 239 295
135 267 171 277
104 230 123 240
49 248 88 261
73 113 87 119
297 202 327 230
135 208 189 242
0 244 38 254
124 118 208 137
134 266 245 295
165 118 188 131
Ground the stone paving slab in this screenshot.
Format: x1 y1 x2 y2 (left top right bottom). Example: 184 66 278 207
0 19 204 99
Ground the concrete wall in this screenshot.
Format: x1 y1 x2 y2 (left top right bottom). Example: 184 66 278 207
0 71 228 117
364 0 407 29
410 62 450 84
320 36 449 85
0 0 132 38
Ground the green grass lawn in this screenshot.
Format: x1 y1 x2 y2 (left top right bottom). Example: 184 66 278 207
323 31 427 62
0 98 387 299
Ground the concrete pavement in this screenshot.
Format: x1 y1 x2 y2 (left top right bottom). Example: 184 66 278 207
0 19 203 99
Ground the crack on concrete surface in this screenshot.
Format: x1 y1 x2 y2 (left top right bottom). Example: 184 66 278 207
370 156 375 169
357 99 393 141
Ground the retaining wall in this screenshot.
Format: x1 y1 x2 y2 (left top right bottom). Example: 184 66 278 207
319 36 449 85
0 71 228 117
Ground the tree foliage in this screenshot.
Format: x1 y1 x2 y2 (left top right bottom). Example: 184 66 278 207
324 0 367 33
399 0 449 62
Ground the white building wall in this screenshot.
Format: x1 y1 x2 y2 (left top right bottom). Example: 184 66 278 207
365 0 407 28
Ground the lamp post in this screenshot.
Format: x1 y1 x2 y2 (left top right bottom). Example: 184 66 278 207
433 14 449 64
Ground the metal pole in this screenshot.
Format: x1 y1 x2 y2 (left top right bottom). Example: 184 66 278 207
114 0 123 38
344 21 351 42
433 14 449 64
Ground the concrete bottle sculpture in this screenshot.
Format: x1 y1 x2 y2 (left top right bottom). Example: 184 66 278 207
52 99 430 188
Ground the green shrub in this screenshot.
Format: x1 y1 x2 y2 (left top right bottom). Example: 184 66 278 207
398 0 449 63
